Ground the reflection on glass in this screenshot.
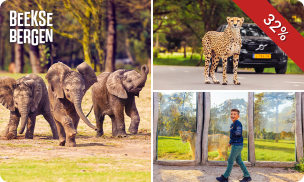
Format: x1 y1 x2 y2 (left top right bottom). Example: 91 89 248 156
209 92 248 161
254 92 295 162
157 92 197 160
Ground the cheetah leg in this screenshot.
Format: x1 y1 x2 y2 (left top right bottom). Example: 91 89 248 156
204 54 211 84
222 55 229 85
233 54 241 85
210 56 220 84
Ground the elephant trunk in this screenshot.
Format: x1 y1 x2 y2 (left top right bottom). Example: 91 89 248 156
73 94 97 130
18 108 29 134
134 65 149 88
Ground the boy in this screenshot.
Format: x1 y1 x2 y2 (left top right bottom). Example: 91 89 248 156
216 109 251 182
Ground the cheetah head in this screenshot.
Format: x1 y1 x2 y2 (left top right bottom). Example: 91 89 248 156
227 17 244 30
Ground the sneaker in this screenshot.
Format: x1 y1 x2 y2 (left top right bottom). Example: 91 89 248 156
239 176 252 182
216 175 228 182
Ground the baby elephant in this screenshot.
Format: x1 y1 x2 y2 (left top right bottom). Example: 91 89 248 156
0 74 59 139
91 65 149 137
46 62 97 147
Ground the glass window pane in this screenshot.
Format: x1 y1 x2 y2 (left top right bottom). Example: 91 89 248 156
209 92 248 161
157 92 197 160
254 92 295 162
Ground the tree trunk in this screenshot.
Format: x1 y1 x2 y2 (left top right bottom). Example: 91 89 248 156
183 45 186 58
15 42 24 73
29 45 44 73
196 54 203 66
125 37 134 65
105 0 117 72
155 33 159 49
0 12 4 70
82 8 92 68
93 11 104 72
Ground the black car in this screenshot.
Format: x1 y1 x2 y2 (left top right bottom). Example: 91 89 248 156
211 23 288 74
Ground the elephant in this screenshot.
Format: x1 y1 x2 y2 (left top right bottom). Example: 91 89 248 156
0 74 59 140
91 65 149 137
46 62 97 147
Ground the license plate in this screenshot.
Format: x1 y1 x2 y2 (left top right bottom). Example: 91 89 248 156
253 54 271 59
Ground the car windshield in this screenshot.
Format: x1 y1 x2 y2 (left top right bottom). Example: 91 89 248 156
221 24 268 37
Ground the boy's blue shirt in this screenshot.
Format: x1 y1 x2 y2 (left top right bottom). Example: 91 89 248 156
229 120 243 146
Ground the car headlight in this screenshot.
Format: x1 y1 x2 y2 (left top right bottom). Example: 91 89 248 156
240 49 248 54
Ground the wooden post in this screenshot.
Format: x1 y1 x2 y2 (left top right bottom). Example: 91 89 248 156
248 92 255 166
296 92 303 162
302 92 304 151
202 92 210 165
195 93 204 165
153 92 159 163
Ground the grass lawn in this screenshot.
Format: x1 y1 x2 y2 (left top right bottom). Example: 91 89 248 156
158 136 296 162
154 53 304 74
158 136 193 160
153 53 204 66
0 157 150 182
255 139 295 162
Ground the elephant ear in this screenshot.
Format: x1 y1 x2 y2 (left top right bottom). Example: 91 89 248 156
24 80 42 112
76 62 97 92
106 70 128 99
0 76 16 111
46 62 71 98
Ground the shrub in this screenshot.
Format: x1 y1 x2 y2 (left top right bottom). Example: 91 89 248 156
295 157 304 172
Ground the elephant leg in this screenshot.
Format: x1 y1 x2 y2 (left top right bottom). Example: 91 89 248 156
54 119 66 146
94 105 105 137
42 100 59 139
112 106 126 137
25 115 36 139
52 110 77 147
125 97 140 134
7 111 21 140
66 108 80 133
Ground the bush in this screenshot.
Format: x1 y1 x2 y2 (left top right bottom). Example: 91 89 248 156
153 49 159 58
295 157 304 172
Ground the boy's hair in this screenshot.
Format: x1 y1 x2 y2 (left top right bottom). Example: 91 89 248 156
231 108 240 115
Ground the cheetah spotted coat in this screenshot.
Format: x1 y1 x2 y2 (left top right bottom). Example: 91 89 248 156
202 17 244 85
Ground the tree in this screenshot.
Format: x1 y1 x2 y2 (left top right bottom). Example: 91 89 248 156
262 92 294 142
105 0 117 72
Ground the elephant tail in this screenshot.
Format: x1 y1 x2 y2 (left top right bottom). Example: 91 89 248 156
86 105 94 117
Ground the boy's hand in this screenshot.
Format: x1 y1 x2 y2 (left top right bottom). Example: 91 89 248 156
228 143 231 147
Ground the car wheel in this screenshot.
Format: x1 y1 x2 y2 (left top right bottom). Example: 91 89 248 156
275 66 287 74
255 68 264 73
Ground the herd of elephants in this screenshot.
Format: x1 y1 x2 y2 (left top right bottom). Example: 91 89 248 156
0 62 149 147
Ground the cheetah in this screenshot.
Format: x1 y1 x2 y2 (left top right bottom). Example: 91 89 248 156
202 17 244 85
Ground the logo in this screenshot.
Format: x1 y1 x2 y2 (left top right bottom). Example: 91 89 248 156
256 44 268 51
0 0 6 7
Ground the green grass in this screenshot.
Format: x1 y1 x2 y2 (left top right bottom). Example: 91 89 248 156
157 136 193 160
153 53 204 66
154 53 304 74
158 137 295 162
0 157 150 182
255 139 295 162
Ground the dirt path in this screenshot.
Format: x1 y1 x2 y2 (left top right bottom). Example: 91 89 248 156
154 165 304 182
